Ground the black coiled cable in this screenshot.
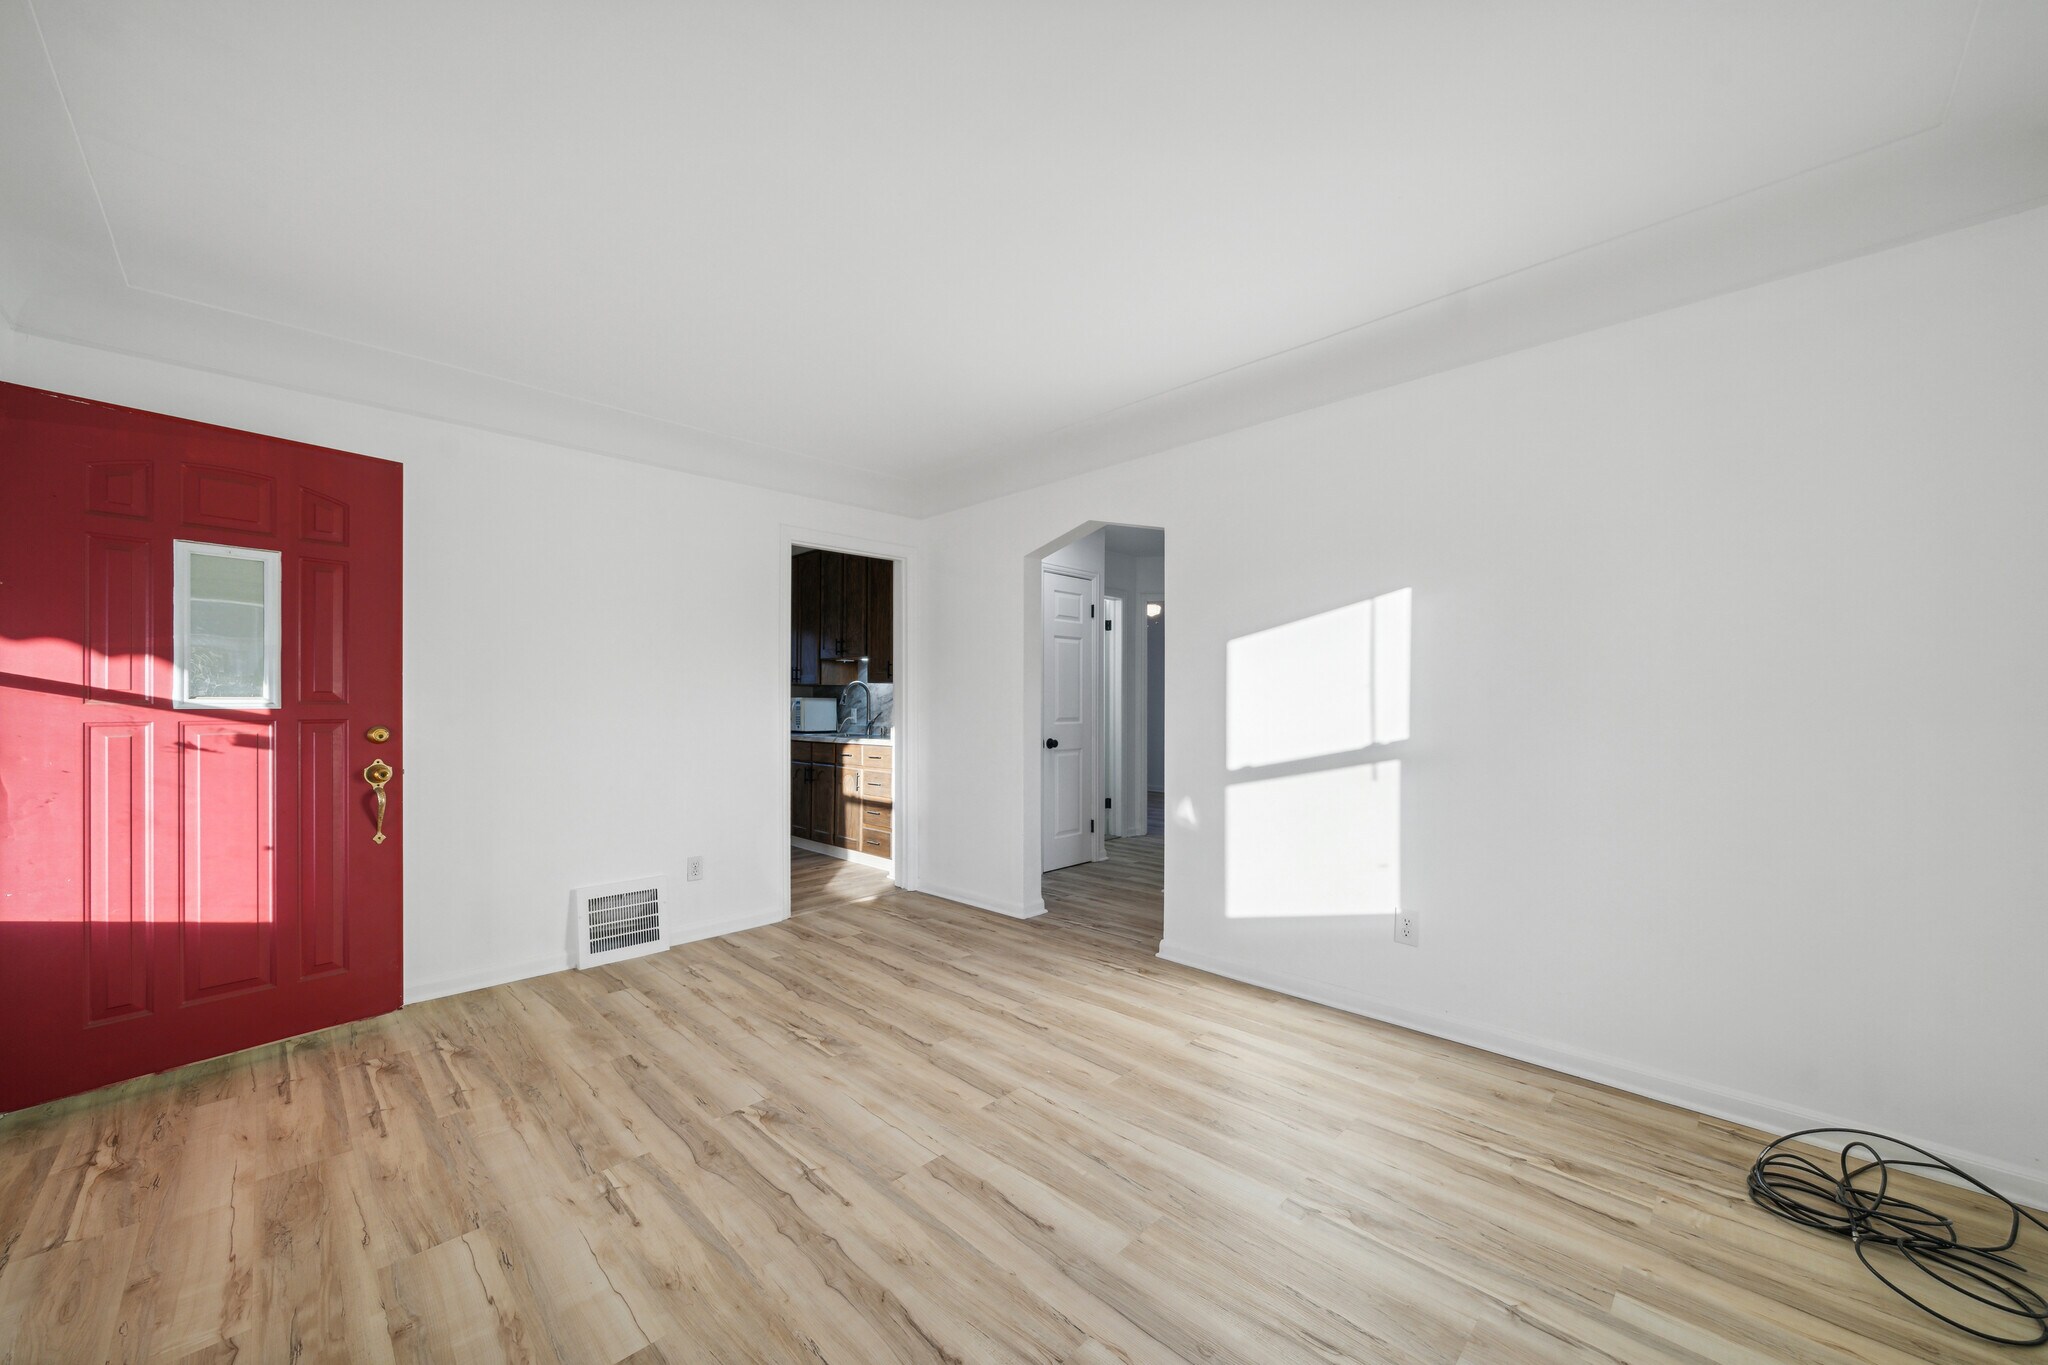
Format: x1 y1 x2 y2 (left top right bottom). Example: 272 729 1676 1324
1748 1128 2048 1347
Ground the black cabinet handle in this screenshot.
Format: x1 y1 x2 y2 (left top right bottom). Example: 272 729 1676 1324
1045 738 1059 749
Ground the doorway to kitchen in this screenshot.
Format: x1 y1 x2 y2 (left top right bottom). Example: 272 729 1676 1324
1034 523 1165 950
788 540 901 915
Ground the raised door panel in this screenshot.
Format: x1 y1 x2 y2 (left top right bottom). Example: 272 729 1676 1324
1047 748 1085 839
299 488 350 545
86 722 153 1023
865 558 893 682
297 720 350 978
298 559 348 703
86 535 155 702
1050 632 1085 726
791 761 809 837
88 462 153 519
179 722 276 1000
182 464 277 535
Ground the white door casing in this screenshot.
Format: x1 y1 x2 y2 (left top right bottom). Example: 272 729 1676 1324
1103 595 1123 841
1041 565 1094 871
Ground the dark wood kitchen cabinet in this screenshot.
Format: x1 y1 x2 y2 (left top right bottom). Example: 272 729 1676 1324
834 556 866 661
790 753 808 837
791 548 891 677
816 552 845 660
792 550 823 683
789 742 835 843
865 558 893 682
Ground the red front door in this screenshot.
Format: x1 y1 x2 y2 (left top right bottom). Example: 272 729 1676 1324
0 383 403 1112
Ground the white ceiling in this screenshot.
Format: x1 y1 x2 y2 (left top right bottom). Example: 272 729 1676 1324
4 2 2045 516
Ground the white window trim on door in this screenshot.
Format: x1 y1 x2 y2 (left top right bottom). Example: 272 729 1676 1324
171 539 283 710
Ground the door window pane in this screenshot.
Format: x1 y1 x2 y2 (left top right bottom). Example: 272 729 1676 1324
175 542 281 708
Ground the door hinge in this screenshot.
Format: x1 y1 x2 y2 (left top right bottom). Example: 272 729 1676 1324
1105 797 1112 809
1090 819 1096 833
1089 603 1096 618
1105 618 1113 631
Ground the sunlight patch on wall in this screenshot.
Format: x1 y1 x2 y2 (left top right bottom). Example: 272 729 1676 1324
1224 760 1400 918
1226 587 1410 770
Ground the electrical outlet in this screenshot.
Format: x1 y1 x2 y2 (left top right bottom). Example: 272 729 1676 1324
1394 911 1418 947
686 856 704 882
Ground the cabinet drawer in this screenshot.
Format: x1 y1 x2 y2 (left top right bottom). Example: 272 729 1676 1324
859 771 891 802
860 745 892 770
791 741 815 761
835 743 862 766
862 804 892 832
860 829 893 858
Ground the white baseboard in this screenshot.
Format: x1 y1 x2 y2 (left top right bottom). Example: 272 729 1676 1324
1157 940 2048 1211
668 906 784 946
792 837 893 872
406 952 572 1005
916 882 1046 919
404 908 785 1006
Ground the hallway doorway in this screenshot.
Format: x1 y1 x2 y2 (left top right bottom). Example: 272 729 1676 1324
1034 522 1164 949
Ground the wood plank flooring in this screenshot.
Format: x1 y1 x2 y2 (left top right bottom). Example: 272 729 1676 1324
1041 829 1163 951
2 844 2034 1363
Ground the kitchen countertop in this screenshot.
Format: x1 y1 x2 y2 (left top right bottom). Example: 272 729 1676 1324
791 732 893 745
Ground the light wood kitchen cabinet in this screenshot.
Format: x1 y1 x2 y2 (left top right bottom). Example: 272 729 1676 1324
788 740 891 860
836 751 863 850
786 740 892 859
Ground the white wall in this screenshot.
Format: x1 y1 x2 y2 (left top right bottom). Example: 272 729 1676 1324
1 330 923 1001
916 206 2048 1200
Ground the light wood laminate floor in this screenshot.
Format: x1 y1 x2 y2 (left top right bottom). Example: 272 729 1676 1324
1 847 2031 1363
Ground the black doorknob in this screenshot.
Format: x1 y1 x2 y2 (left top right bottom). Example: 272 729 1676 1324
1045 738 1059 749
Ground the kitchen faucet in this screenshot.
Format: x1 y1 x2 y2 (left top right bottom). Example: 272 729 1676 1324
842 680 872 737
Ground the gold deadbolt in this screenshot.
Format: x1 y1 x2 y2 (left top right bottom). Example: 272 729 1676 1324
366 725 392 743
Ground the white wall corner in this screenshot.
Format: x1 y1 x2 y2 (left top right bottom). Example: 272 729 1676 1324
917 883 1047 920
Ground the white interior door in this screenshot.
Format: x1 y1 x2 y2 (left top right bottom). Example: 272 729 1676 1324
1041 565 1093 871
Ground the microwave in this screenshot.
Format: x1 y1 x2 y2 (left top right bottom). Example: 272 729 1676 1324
791 697 838 732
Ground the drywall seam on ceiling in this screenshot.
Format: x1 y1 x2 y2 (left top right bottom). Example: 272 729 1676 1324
23 0 127 285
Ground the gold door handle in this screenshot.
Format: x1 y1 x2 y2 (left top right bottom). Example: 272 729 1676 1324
364 759 394 844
